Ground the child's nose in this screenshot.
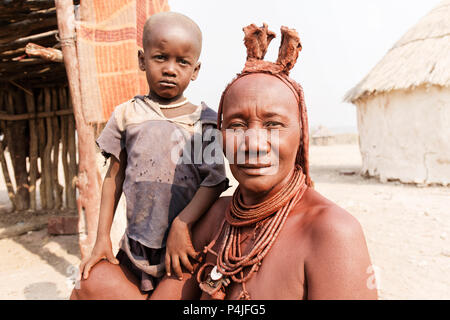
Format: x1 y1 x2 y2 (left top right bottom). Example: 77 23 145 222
162 61 177 76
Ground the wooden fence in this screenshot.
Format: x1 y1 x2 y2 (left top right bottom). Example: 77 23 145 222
0 84 77 212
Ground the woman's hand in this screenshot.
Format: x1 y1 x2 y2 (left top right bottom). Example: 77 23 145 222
79 236 119 280
165 217 200 280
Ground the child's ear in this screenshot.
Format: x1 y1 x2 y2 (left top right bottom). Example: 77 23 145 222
191 61 201 81
138 50 145 71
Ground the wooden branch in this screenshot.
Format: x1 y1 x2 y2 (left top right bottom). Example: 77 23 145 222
59 86 69 208
0 108 72 120
66 91 76 210
36 89 47 209
43 88 54 209
0 0 56 10
0 30 58 52
6 90 30 210
0 58 54 69
0 90 16 211
4 63 65 81
51 87 63 209
0 141 16 211
0 20 57 45
0 47 25 58
25 89 38 210
25 42 63 62
18 74 67 87
1 7 56 22
0 91 16 210
56 0 102 258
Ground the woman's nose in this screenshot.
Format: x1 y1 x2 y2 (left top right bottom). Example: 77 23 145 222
242 129 271 156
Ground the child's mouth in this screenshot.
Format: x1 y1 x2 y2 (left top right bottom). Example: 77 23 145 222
159 80 177 88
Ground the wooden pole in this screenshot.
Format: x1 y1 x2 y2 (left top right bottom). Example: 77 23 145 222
59 87 70 209
55 0 101 259
6 90 29 211
25 90 38 211
43 88 54 209
51 88 63 210
36 89 47 209
66 91 77 210
0 91 16 211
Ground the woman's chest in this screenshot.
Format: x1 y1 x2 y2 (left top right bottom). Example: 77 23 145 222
199 227 308 300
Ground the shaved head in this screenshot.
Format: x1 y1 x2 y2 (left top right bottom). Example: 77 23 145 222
142 11 202 59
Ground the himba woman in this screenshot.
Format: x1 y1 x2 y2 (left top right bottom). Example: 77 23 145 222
150 23 378 300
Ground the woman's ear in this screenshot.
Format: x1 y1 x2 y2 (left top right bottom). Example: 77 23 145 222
138 50 145 71
191 61 201 81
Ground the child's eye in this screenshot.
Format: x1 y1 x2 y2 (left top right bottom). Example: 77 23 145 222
178 58 189 65
153 55 166 61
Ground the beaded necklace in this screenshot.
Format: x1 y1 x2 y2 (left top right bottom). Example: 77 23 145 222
145 95 188 109
197 166 307 300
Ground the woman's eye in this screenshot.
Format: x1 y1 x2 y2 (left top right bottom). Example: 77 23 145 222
229 123 246 129
265 121 283 127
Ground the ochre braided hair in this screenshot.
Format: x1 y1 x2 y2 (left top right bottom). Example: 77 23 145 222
217 23 312 187
197 24 313 300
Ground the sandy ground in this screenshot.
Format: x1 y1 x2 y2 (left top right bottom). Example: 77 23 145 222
0 142 448 300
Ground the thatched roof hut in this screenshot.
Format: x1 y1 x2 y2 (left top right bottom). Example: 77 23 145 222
311 125 334 145
344 0 450 185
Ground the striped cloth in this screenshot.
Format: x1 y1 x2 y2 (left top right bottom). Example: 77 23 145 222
76 0 170 123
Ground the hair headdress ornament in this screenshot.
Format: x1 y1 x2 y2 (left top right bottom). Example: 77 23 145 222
197 24 313 301
218 23 312 187
242 23 302 76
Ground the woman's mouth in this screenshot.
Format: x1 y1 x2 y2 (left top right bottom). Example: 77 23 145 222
237 163 276 176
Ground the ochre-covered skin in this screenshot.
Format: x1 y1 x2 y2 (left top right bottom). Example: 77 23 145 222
150 24 377 300
70 13 227 300
218 24 311 187
72 23 378 300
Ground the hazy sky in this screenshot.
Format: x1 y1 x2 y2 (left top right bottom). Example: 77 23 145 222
169 0 442 132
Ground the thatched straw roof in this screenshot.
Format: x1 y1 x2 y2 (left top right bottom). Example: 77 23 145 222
0 0 79 88
344 0 450 103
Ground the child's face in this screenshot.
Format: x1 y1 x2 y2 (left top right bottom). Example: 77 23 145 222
138 25 201 101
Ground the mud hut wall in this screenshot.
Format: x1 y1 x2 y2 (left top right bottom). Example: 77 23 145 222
0 84 78 211
356 85 450 185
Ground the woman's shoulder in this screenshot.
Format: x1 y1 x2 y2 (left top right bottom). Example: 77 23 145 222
292 187 364 244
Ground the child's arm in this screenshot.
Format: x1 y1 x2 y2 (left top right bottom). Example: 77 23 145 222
79 150 127 279
165 181 227 280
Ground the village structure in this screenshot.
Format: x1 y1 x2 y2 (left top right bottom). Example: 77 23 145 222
345 0 450 186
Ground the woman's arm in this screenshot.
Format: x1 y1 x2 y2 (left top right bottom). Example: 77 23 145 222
305 207 378 300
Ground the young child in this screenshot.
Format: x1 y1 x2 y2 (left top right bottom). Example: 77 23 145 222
77 12 228 295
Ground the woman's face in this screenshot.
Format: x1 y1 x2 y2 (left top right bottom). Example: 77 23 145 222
221 73 301 204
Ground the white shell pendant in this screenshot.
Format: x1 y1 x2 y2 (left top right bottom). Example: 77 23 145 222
210 266 223 281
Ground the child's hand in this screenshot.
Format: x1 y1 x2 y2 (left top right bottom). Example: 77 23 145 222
79 236 119 280
165 217 200 280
